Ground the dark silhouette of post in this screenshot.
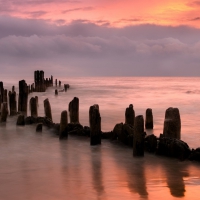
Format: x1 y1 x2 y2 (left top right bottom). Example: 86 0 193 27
34 70 47 92
55 79 57 87
163 107 181 139
64 84 68 92
89 104 101 145
0 82 3 112
16 114 25 126
44 98 52 121
31 84 34 92
125 104 135 126
36 123 43 132
0 102 8 122
35 96 38 106
18 80 28 115
12 86 15 92
9 91 17 116
3 89 7 103
133 115 145 157
68 97 79 123
0 81 3 102
51 76 53 86
145 108 153 129
28 85 31 93
55 89 58 95
30 97 38 117
59 110 68 139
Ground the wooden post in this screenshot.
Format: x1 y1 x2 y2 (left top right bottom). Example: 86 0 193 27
133 115 145 157
18 80 28 115
44 98 52 121
89 104 101 145
30 97 38 117
163 107 181 139
59 110 68 139
145 108 153 129
0 102 8 122
9 91 17 116
68 97 79 123
125 104 135 126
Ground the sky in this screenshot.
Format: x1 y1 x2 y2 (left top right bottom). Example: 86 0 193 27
0 0 200 77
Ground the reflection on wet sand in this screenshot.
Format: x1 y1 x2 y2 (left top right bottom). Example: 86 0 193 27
59 138 84 197
164 160 188 198
90 146 105 199
127 159 148 199
109 143 148 199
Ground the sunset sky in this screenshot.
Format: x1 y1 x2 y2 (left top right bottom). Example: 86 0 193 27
1 0 200 76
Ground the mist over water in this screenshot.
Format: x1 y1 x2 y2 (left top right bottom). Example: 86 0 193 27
1 77 200 199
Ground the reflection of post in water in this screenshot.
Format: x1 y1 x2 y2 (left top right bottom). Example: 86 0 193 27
91 147 104 198
165 162 188 198
127 159 148 199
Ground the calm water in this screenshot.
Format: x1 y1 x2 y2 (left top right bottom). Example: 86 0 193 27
0 77 200 199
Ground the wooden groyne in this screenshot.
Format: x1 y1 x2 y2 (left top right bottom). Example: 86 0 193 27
1 71 200 163
34 70 53 92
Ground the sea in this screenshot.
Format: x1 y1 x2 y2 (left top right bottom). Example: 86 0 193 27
0 77 200 200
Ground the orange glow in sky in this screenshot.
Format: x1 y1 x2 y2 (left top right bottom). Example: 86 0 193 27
0 0 200 27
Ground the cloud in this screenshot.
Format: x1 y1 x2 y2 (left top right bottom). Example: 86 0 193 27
190 17 200 21
0 0 80 6
25 11 48 18
62 7 94 14
114 18 144 24
187 1 200 7
0 16 200 77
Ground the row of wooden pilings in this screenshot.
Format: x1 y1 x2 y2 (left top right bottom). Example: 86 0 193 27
25 95 181 155
0 70 59 124
0 71 182 158
1 83 181 155
0 71 63 122
34 70 53 92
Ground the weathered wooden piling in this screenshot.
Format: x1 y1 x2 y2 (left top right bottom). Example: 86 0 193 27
64 84 68 92
30 97 38 117
163 107 181 139
0 95 1 113
18 80 28 115
31 84 34 92
0 82 3 112
0 82 3 102
45 78 48 87
55 89 58 95
51 75 53 86
44 98 52 121
89 104 101 145
133 115 145 157
59 110 68 139
0 102 8 122
68 97 79 123
12 86 15 92
55 79 57 87
145 108 153 129
35 96 38 106
16 114 25 126
36 123 43 132
125 104 135 126
9 91 17 116
34 70 46 92
3 89 7 103
59 81 61 87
